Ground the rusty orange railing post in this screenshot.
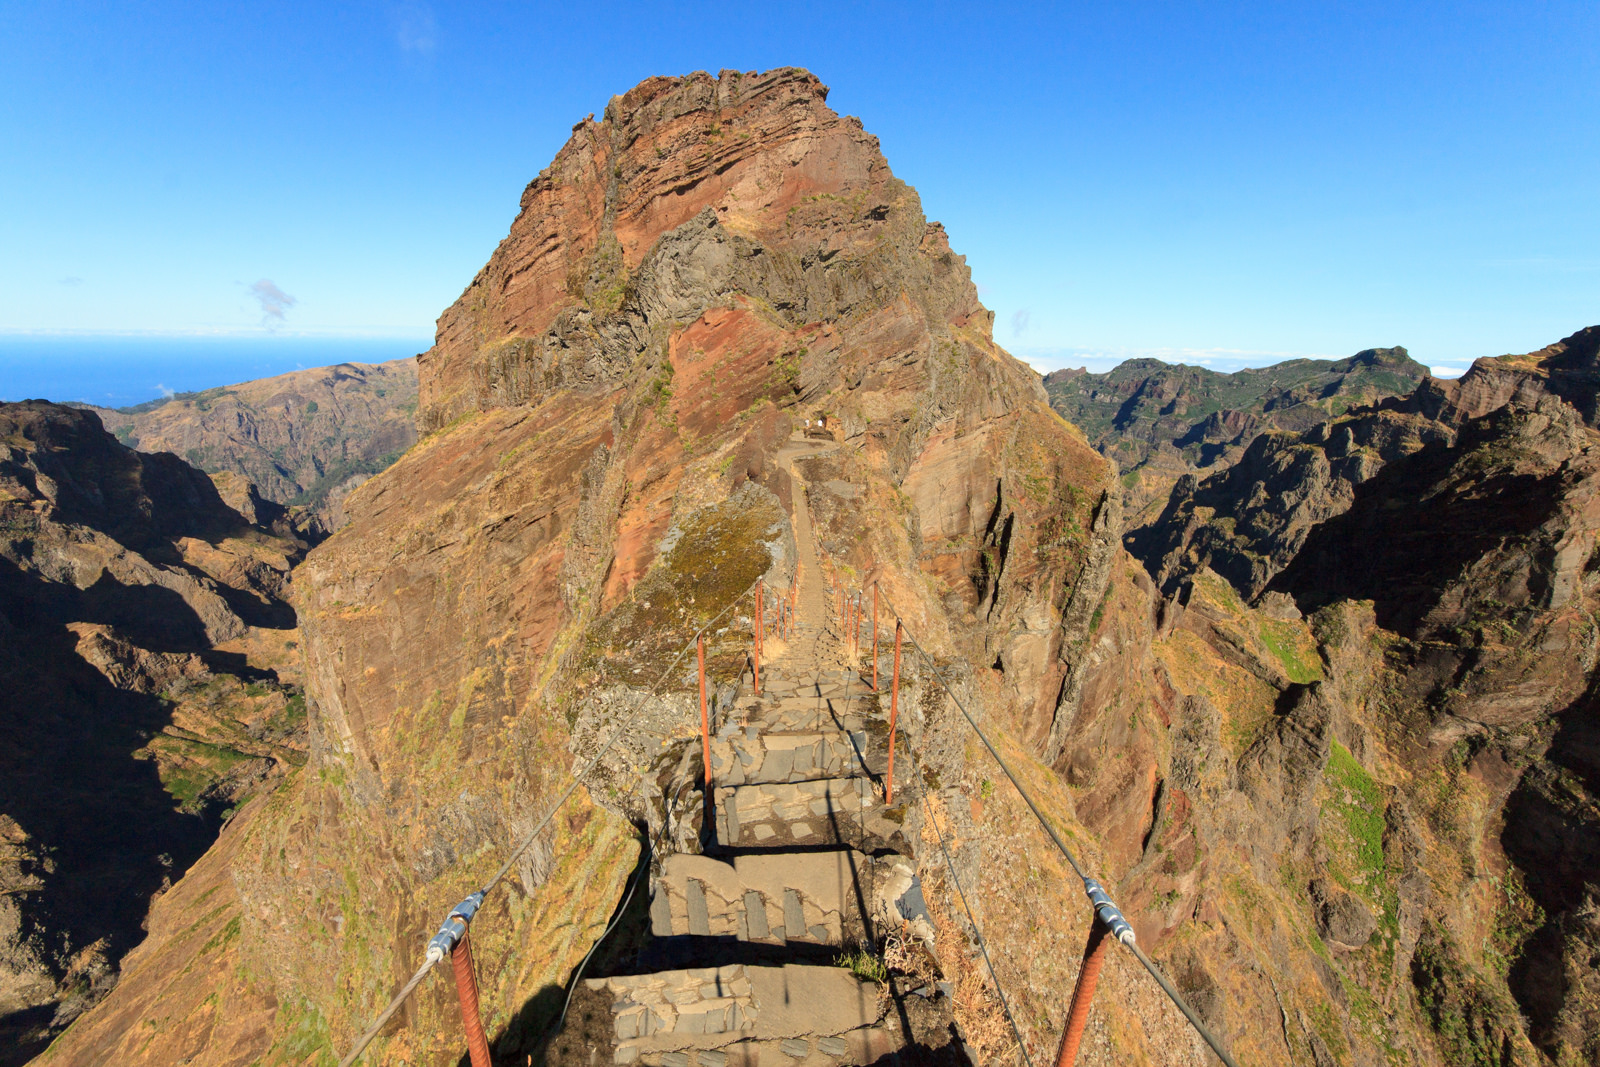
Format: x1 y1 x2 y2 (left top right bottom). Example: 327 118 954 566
699 633 711 787
752 583 762 697
870 585 879 691
450 926 492 1067
886 619 902 804
1055 916 1112 1067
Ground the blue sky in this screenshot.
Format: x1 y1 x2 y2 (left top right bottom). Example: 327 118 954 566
2 1 1596 378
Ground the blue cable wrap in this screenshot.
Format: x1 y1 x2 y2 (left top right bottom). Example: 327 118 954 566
425 890 486 961
1082 878 1136 944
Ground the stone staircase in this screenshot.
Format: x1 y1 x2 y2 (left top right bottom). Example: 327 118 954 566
548 436 963 1067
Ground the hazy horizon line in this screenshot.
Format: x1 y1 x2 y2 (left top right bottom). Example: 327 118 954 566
0 326 435 341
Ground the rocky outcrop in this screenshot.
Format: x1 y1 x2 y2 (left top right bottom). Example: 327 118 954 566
1133 326 1600 605
90 357 418 535
1130 402 1456 598
0 402 307 1063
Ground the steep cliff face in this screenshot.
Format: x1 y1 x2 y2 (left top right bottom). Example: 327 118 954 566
0 402 306 1064
43 69 1125 1067
91 358 418 535
411 65 1111 762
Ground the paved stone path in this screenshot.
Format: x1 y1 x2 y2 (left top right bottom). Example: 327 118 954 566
554 433 954 1067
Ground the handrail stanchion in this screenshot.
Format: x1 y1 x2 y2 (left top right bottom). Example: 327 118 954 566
698 634 711 787
752 583 762 697
451 926 492 1067
870 585 879 691
886 619 902 804
1055 916 1111 1067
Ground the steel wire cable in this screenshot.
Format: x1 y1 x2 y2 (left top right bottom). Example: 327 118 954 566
337 959 438 1067
338 575 768 1067
873 589 1242 1067
556 776 697 1031
843 664 1034 1067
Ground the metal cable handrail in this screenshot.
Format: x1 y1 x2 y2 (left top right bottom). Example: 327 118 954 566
556 774 698 1030
841 662 1035 1067
872 587 1242 1067
337 574 768 1067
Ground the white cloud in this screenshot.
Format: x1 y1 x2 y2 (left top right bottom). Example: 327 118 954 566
1010 309 1031 338
395 3 436 55
1428 364 1470 379
249 279 297 325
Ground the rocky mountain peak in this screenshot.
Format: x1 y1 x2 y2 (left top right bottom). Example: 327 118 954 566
1342 344 1410 367
36 66 1123 1067
1415 324 1600 428
420 67 988 428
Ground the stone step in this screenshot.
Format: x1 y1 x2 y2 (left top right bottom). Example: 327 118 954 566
740 689 864 712
714 779 905 849
649 850 931 945
709 726 872 786
586 964 895 1065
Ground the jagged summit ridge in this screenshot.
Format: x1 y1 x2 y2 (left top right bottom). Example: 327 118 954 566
420 67 990 427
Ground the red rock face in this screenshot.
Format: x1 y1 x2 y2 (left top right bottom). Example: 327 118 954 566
400 68 1110 757
419 68 985 427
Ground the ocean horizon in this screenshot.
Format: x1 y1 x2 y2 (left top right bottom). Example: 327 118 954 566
0 335 431 409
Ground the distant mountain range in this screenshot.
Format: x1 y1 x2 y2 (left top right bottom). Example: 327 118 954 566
87 358 418 536
1043 347 1430 520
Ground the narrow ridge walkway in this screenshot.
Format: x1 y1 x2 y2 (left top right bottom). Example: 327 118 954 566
551 432 960 1067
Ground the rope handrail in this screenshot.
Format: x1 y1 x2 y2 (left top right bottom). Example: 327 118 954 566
871 586 1242 1067
337 573 770 1067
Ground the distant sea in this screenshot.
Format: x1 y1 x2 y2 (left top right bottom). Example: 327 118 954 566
0 335 430 409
